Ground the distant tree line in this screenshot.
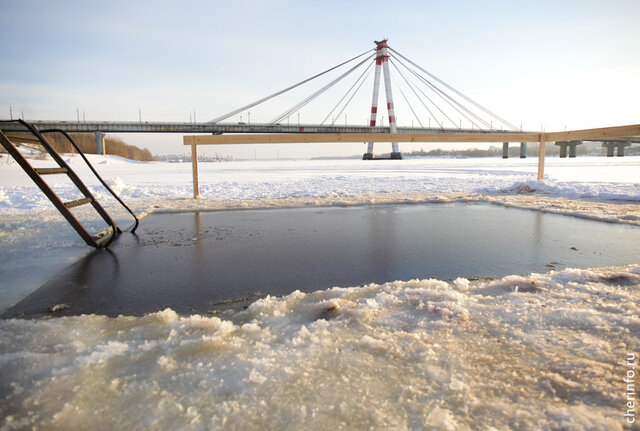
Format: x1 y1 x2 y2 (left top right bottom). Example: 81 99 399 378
46 133 155 161
401 141 609 158
406 147 502 157
1 132 156 161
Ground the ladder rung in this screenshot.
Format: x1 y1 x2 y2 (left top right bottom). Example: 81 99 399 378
64 197 92 208
35 167 69 175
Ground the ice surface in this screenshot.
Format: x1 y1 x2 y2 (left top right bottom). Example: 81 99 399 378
2 155 639 313
0 266 638 430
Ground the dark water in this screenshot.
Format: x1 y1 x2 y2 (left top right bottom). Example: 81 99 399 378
5 202 640 317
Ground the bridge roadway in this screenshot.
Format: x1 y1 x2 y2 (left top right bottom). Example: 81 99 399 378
3 120 636 145
1 120 529 136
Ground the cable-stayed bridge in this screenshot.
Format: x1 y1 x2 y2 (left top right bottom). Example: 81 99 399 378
3 40 639 167
6 40 524 140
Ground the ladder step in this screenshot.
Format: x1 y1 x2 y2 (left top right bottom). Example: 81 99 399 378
64 197 92 208
5 134 42 144
35 167 69 175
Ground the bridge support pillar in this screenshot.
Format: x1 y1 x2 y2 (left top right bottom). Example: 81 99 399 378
605 142 632 156
95 131 105 155
618 143 631 156
520 142 527 158
502 142 509 159
556 140 583 158
568 141 581 158
557 142 568 158
603 142 616 157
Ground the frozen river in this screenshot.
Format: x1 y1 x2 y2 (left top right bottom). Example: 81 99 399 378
1 154 639 429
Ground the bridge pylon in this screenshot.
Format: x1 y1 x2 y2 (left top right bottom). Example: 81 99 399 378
363 40 402 160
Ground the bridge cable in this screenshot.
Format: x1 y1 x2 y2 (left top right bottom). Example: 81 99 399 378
389 47 518 130
269 53 374 125
323 59 374 126
330 62 374 126
391 71 424 128
390 58 456 128
393 55 491 130
389 59 444 128
391 56 487 129
269 54 373 125
391 56 479 129
208 48 374 124
321 59 374 125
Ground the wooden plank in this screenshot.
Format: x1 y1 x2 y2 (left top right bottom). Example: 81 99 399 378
182 125 640 146
544 124 640 142
35 167 69 175
183 132 543 145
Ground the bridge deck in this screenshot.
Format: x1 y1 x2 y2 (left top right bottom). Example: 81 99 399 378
1 120 529 135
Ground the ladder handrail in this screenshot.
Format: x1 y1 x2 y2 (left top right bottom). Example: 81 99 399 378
1 119 138 248
39 127 139 233
0 126 111 247
8 120 121 247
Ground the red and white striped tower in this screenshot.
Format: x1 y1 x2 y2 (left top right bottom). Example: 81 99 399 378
363 39 402 160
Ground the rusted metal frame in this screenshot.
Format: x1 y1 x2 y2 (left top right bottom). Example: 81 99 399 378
19 121 122 247
0 130 98 247
40 128 139 234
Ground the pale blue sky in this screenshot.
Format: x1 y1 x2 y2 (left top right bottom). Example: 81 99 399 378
1 0 638 157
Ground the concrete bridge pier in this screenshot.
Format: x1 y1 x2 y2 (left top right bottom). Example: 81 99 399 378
503 142 527 158
555 141 583 158
602 141 630 157
95 131 105 155
568 142 578 158
557 142 567 158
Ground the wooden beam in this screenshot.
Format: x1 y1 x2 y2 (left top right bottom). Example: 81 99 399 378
190 139 199 198
183 132 542 145
544 124 640 142
182 125 640 146
538 136 547 180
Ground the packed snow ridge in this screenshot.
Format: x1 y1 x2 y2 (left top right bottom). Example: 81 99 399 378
1 265 639 429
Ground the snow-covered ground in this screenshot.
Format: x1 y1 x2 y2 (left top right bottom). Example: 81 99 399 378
1 153 639 429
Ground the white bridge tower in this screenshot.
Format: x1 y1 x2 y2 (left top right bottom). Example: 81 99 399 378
363 39 402 160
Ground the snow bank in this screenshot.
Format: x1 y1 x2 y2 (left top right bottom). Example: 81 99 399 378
1 155 640 216
1 265 638 430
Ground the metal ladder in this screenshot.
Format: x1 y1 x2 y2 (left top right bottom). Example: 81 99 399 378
0 120 138 248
